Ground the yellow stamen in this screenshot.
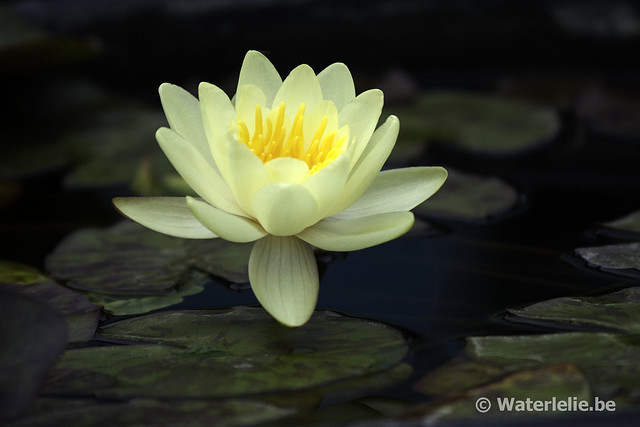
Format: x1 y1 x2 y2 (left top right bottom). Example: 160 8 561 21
237 102 347 174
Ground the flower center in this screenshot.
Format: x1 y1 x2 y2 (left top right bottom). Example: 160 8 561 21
237 102 347 174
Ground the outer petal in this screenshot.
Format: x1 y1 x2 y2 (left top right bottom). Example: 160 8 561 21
328 115 399 216
249 236 318 327
317 62 356 112
237 50 282 107
113 197 217 239
252 183 318 236
297 211 414 252
199 82 237 178
156 127 245 216
333 167 448 219
158 83 212 167
186 197 267 243
339 89 384 168
225 137 271 216
272 64 323 115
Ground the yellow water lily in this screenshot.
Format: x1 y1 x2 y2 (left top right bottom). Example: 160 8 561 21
113 51 447 327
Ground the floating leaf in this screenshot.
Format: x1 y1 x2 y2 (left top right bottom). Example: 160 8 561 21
575 242 640 279
45 221 252 296
0 291 67 422
600 209 640 239
506 287 640 333
468 332 640 402
43 308 408 399
408 364 591 423
0 261 100 342
16 397 295 427
88 270 208 316
414 169 520 222
396 91 559 155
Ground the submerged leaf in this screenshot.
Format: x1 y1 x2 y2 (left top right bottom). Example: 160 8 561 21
414 169 520 222
0 291 67 422
43 308 408 399
395 91 559 155
16 397 295 427
0 261 100 342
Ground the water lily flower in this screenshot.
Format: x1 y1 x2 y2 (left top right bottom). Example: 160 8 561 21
113 51 447 327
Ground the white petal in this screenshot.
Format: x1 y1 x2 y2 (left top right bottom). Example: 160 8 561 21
333 167 448 219
156 128 245 216
328 115 399 216
252 183 318 236
235 84 267 135
237 51 282 107
317 62 356 111
339 89 384 168
186 196 267 243
225 137 271 216
158 83 213 168
272 64 323 114
199 82 237 178
113 197 217 239
249 235 318 327
297 212 414 251
264 157 311 183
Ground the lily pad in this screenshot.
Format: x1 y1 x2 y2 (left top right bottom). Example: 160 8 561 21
506 287 640 333
407 364 591 423
414 169 520 222
0 291 67 422
415 332 640 406
14 397 295 427
599 209 640 239
0 261 100 342
43 308 408 399
396 91 559 155
88 270 209 316
575 242 640 279
45 221 252 295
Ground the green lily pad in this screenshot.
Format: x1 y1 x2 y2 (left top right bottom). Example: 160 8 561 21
0 261 100 342
0 291 67 422
396 91 559 155
600 209 640 239
45 221 252 296
414 332 639 410
407 364 591 423
575 242 640 279
15 397 295 427
88 269 208 316
43 308 408 399
469 332 640 402
414 169 520 222
506 287 640 333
